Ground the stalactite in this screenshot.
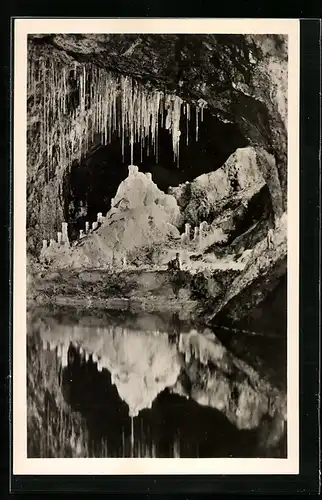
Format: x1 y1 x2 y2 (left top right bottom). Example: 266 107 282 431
186 102 190 146
196 106 199 142
27 53 209 236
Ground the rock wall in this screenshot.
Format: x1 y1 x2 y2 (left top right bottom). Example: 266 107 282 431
169 145 278 252
209 213 287 322
170 146 266 226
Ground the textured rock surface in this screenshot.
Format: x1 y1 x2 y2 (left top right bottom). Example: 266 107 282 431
169 146 266 227
209 213 287 322
29 34 287 149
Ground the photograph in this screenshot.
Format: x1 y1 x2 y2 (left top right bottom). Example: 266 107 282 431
13 19 300 475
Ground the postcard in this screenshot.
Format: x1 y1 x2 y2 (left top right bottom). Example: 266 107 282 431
13 18 299 475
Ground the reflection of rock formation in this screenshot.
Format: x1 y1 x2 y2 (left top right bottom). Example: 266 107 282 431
175 330 286 433
38 316 286 437
169 145 282 251
40 324 182 417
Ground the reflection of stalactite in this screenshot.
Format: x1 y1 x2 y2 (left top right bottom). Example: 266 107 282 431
27 55 207 176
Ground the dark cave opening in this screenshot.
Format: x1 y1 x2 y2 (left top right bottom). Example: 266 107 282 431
64 107 248 239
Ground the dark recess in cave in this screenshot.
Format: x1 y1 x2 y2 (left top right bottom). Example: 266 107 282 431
64 107 248 239
212 273 287 390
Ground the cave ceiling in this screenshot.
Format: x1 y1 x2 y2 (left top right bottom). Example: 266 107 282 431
29 33 287 154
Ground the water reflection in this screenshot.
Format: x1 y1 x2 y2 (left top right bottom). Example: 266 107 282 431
27 307 287 458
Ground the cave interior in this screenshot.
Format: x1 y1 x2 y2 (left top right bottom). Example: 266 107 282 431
64 106 248 239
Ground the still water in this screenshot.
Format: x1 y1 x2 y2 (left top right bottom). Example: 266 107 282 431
27 306 287 459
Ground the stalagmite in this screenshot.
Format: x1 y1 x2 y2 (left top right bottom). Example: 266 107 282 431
92 221 98 231
57 231 62 244
49 239 56 247
128 164 138 176
181 233 187 245
79 229 84 239
267 228 274 249
42 239 48 249
193 227 199 241
61 222 68 244
97 212 103 223
185 223 191 241
85 221 89 233
199 221 208 247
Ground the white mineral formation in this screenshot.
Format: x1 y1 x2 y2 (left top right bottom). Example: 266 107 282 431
69 166 182 267
185 223 191 241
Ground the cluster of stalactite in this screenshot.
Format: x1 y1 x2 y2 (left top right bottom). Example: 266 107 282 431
27 53 208 181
